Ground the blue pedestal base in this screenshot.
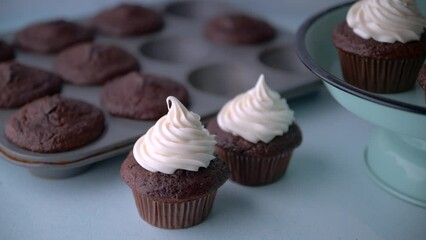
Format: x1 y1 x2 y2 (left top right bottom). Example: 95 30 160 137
365 128 426 208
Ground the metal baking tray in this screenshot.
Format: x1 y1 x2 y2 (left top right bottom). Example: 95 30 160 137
0 0 320 178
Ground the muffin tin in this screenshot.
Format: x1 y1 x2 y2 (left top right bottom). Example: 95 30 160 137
0 0 320 178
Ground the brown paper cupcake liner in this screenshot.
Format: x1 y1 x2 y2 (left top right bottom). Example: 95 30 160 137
418 65 426 92
337 49 425 93
132 190 217 229
216 147 293 186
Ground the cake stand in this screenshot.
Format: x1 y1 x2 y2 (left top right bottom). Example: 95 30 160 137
297 1 426 208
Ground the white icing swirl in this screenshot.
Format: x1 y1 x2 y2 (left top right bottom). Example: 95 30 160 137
346 0 426 43
217 74 295 144
133 96 216 174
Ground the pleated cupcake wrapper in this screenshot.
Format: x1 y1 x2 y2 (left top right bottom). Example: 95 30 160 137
216 147 293 186
132 190 217 229
337 49 425 93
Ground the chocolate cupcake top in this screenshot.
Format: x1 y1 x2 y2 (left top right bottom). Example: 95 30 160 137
133 96 216 174
346 0 426 43
14 20 94 53
208 117 302 157
92 3 164 36
5 95 105 153
101 72 189 120
333 22 426 58
0 62 62 108
121 153 228 199
54 43 140 85
0 40 15 62
204 13 276 45
216 74 295 144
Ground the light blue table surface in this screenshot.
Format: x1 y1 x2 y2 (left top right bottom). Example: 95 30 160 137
1 1 425 240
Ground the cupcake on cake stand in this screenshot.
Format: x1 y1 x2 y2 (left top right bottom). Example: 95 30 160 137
297 1 426 208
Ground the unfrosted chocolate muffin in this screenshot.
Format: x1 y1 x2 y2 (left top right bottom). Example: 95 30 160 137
14 20 94 53
204 13 276 45
53 43 140 85
92 4 164 36
101 72 189 120
5 95 105 153
0 40 15 62
0 62 62 108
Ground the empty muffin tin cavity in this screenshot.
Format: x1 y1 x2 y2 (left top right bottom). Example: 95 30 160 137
189 64 261 97
165 1 231 19
259 46 307 73
140 36 209 63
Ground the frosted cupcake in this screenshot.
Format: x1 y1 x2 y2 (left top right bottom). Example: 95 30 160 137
332 0 426 93
120 96 229 229
207 75 302 186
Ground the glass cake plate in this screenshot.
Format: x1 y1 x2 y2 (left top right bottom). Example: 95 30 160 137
297 1 426 208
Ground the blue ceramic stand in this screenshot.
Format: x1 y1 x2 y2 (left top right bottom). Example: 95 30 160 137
366 128 426 207
298 1 426 208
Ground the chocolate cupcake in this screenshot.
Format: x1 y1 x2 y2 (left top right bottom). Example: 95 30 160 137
0 62 62 108
332 0 426 93
418 64 426 97
418 65 426 90
121 96 229 229
92 3 164 36
101 72 189 120
207 75 302 186
5 95 105 153
0 40 15 62
53 43 139 85
14 20 94 54
204 13 276 45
